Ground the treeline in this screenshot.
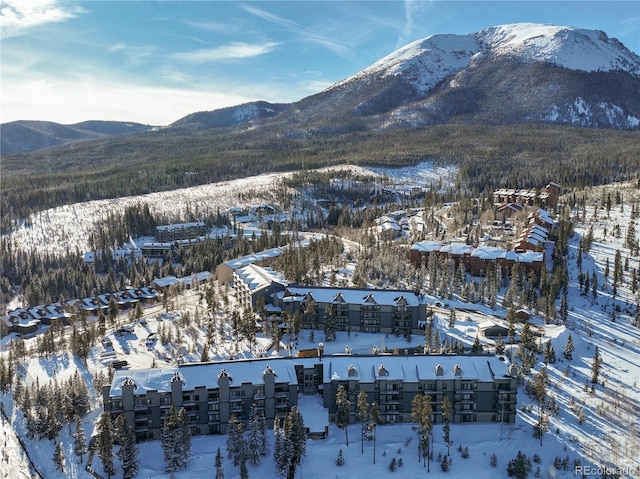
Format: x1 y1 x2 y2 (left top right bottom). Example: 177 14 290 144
3 124 639 232
1 222 293 307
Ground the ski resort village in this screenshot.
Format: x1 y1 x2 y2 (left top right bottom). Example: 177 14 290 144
2 15 640 479
1 162 639 479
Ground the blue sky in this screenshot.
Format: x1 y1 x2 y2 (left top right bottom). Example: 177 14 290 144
2 0 639 125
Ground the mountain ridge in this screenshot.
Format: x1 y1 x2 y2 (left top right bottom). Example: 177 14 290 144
2 22 639 157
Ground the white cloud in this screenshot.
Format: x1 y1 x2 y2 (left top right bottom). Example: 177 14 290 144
0 76 254 125
169 42 280 63
107 42 156 65
0 0 84 38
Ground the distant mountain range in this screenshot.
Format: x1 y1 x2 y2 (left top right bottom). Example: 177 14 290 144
0 120 152 156
2 22 639 156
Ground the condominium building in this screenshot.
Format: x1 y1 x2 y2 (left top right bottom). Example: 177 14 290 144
103 355 516 441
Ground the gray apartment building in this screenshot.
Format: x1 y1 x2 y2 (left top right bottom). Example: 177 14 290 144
277 286 427 335
155 221 208 242
103 355 516 441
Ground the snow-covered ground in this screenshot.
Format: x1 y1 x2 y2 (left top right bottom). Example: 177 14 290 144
4 162 456 256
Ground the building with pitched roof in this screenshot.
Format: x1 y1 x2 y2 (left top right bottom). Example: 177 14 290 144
103 355 517 441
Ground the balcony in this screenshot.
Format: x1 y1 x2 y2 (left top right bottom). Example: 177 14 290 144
229 396 243 402
230 405 243 414
254 393 266 400
274 391 289 398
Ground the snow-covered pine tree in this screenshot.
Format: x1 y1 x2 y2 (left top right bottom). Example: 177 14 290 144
336 448 345 466
215 447 225 479
162 405 183 473
563 334 574 360
96 411 115 478
53 441 65 472
117 422 139 479
178 407 191 467
283 406 306 479
507 451 532 479
273 415 289 476
73 416 87 464
544 341 556 364
226 414 246 467
248 404 263 465
591 346 602 384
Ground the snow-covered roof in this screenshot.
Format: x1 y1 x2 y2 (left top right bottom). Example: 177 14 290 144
109 355 511 398
440 242 473 256
282 287 421 307
109 359 299 397
223 247 285 270
234 264 288 293
323 355 510 383
411 240 444 253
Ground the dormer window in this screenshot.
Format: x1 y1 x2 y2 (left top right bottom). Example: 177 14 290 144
347 365 357 377
453 364 463 376
435 364 444 376
378 365 388 377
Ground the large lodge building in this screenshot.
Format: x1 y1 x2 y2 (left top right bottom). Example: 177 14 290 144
104 355 517 441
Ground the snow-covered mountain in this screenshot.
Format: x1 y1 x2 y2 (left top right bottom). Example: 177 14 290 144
283 22 640 130
170 101 289 129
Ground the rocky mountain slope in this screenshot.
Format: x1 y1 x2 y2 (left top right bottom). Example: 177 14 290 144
275 23 640 132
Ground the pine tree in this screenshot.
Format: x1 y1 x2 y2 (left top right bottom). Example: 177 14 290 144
73 416 87 464
324 303 337 341
448 309 457 328
178 407 191 465
356 391 368 454
591 346 602 385
336 448 345 466
336 385 351 446
471 334 482 354
442 395 453 456
248 404 264 465
240 457 249 479
367 401 380 464
411 394 433 471
283 406 306 479
117 423 139 479
96 411 115 478
215 447 225 479
163 405 188 472
227 414 246 467
563 334 574 360
495 334 506 355
273 415 288 476
507 451 532 479
507 306 516 347
532 367 548 445
53 441 65 472
544 341 556 365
